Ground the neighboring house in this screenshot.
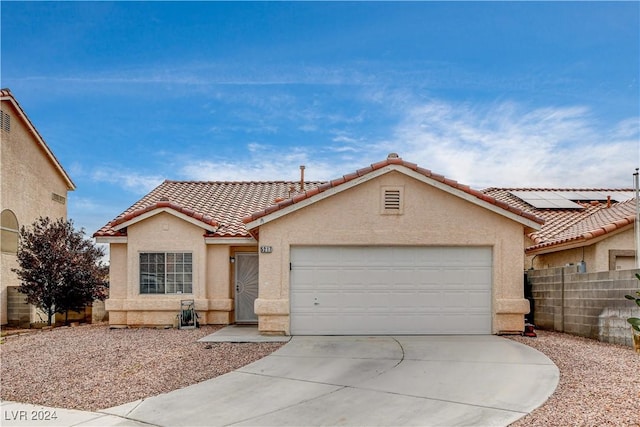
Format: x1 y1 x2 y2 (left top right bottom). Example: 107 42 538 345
95 153 544 335
483 188 637 272
0 88 76 326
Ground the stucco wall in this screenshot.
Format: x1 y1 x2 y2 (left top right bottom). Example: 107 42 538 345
105 212 252 326
528 227 634 273
254 170 529 335
1 100 70 325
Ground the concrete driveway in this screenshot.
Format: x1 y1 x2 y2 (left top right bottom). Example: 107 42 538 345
1 334 558 427
97 334 558 427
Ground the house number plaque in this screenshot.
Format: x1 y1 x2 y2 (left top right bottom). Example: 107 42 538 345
260 246 273 254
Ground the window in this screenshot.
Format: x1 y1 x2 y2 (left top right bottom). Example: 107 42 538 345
140 252 193 294
1 210 19 254
51 193 66 205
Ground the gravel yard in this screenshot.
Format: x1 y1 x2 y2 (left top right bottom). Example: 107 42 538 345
508 331 639 427
0 324 283 411
1 325 638 426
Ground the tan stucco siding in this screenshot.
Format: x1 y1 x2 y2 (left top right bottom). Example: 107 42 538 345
254 171 528 335
531 247 594 272
528 227 635 273
1 100 70 325
594 228 635 271
106 213 207 326
105 212 251 326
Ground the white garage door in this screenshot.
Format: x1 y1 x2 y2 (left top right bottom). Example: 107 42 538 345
290 246 492 335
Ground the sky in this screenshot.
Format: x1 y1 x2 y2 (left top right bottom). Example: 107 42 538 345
1 1 639 239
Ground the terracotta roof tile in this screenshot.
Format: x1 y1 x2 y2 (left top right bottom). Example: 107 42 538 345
96 157 549 239
483 188 636 253
94 180 323 238
241 156 544 226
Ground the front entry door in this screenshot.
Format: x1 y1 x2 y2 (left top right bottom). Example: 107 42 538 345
235 253 259 323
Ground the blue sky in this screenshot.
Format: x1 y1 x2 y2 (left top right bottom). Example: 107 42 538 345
2 1 639 237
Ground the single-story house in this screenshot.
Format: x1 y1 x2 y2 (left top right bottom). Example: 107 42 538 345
95 154 545 335
483 188 637 272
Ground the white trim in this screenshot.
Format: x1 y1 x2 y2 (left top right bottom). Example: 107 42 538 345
113 207 218 232
95 236 128 244
245 164 542 231
205 237 257 245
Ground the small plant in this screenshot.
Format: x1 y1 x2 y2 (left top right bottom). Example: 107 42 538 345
625 274 640 354
624 274 640 332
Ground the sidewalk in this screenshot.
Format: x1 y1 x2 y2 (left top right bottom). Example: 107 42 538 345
0 401 148 427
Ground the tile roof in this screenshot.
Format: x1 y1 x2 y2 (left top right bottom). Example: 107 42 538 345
95 155 545 240
483 188 636 253
93 180 323 238
242 155 545 227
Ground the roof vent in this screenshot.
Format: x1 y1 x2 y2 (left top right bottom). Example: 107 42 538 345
384 190 401 210
387 152 399 159
0 110 10 132
381 186 404 214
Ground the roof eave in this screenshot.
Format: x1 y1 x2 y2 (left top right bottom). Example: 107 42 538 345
1 90 76 191
525 222 634 255
113 207 219 233
245 164 544 232
204 236 257 245
95 236 128 244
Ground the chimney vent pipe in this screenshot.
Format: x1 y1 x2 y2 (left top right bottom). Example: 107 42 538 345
300 165 306 191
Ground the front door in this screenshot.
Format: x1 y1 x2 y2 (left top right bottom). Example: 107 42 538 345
235 252 259 323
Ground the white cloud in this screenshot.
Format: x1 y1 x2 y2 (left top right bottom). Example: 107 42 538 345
176 97 638 190
91 167 165 194
383 99 639 188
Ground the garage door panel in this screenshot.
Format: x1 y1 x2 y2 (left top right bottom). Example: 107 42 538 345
290 246 492 335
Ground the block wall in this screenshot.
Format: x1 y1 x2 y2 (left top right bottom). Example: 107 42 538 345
528 267 640 347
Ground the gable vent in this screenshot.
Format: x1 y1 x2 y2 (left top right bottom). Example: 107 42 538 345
381 186 404 214
384 190 401 210
0 110 10 132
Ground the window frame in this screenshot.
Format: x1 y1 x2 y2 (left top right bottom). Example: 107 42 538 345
1 209 19 254
139 251 193 295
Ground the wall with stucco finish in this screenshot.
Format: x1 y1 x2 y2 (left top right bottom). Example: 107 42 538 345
1 100 70 325
105 212 256 326
253 170 530 335
528 227 635 273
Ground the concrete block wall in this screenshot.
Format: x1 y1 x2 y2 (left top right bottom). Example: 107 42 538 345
6 286 30 328
527 267 640 347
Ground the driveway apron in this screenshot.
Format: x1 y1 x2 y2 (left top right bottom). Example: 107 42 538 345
102 335 558 427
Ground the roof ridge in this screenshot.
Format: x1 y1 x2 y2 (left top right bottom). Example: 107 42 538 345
484 187 635 192
163 180 328 184
243 155 545 226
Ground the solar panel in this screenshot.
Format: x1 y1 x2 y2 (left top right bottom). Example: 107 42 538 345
510 191 584 209
509 189 635 210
